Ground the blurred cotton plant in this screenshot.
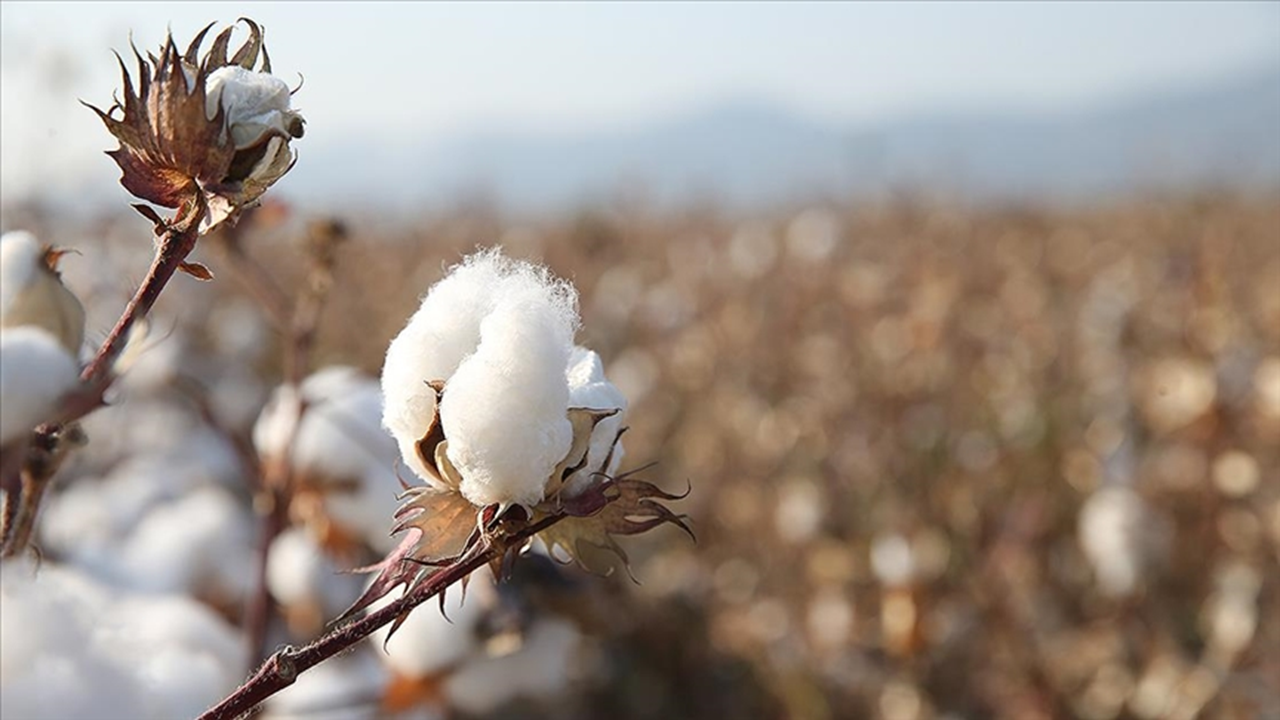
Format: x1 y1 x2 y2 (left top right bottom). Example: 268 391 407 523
344 248 691 628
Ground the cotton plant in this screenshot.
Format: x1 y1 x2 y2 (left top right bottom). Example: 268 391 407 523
86 18 304 236
0 232 85 450
0 557 243 720
253 366 403 554
2 18 305 561
345 248 690 631
371 565 584 716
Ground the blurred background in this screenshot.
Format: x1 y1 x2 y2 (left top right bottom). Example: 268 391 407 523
1 2 1278 719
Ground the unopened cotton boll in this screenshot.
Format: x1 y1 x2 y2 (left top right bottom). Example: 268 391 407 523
0 327 79 445
382 249 585 509
0 230 85 354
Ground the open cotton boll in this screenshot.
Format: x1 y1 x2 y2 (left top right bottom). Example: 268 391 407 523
113 485 255 601
562 346 628 498
0 327 79 445
267 527 363 620
255 366 402 550
0 231 84 354
438 262 580 508
443 617 582 715
382 248 583 508
255 366 394 482
381 252 513 486
1 558 241 720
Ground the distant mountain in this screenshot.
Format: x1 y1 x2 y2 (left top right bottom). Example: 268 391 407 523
289 64 1280 212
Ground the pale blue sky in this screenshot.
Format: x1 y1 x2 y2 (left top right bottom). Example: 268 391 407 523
2 1 1278 200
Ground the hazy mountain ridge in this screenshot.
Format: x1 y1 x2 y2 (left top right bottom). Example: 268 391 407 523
280 64 1280 212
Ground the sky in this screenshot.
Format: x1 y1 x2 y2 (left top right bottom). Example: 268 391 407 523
2 1 1278 204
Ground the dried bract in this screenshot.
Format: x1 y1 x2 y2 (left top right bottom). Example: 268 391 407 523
86 19 304 233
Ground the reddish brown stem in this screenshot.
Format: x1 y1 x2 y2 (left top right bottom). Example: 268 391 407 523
198 513 565 720
0 223 200 558
81 224 201 385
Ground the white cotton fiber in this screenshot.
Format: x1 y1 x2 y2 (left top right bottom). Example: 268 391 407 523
0 327 79 445
443 617 581 715
562 346 628 497
267 527 362 618
382 249 583 508
114 485 255 600
441 265 578 507
0 231 42 315
255 366 402 550
0 557 241 720
1 231 85 353
381 252 510 485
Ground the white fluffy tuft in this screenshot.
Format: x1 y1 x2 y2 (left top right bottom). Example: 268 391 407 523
0 327 79 445
383 249 584 508
562 346 628 497
0 231 42 315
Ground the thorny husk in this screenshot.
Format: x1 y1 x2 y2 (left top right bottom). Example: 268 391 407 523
85 19 304 234
337 378 692 637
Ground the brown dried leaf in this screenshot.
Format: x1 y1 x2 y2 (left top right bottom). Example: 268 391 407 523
538 473 693 577
178 261 214 281
393 482 478 565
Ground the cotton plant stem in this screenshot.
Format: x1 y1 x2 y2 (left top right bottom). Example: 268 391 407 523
0 223 200 557
236 223 342 668
198 512 566 720
81 223 201 385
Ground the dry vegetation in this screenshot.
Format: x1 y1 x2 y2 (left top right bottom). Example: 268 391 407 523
11 190 1279 719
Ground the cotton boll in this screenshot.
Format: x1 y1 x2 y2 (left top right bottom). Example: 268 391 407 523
255 366 402 550
114 485 255 601
105 596 242 717
42 453 230 570
1 647 148 720
1 558 240 720
255 367 388 482
443 617 582 715
0 327 79 445
382 250 584 508
0 230 84 354
267 527 363 624
440 261 580 507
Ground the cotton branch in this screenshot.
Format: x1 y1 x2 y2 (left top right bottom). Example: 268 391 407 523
197 511 567 720
0 220 200 559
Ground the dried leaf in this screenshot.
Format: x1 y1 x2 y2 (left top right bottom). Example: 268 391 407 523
538 472 693 577
393 482 478 565
178 261 214 281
